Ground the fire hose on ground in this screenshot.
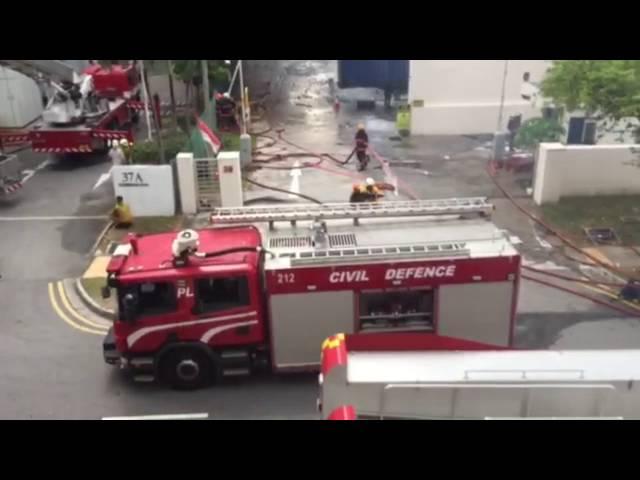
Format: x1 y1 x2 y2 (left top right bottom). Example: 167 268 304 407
522 265 626 288
244 119 640 315
521 273 640 318
486 161 633 282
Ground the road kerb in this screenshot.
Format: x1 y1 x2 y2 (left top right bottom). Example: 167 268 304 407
74 277 115 319
89 221 113 257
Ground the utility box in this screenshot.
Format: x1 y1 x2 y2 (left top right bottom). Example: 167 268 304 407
217 151 243 207
240 134 252 167
493 132 508 161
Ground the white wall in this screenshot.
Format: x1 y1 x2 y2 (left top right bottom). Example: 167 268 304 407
112 165 175 216
0 67 43 128
533 143 640 205
409 60 551 136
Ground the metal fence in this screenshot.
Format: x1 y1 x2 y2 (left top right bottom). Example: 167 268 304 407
194 157 220 211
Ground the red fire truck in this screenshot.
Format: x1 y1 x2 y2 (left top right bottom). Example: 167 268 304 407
102 198 521 389
318 333 640 420
0 60 141 156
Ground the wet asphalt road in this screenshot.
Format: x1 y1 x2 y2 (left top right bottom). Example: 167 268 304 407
0 60 639 419
0 150 319 420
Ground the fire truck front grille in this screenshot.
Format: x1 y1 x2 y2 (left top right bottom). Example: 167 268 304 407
269 236 312 249
328 233 357 248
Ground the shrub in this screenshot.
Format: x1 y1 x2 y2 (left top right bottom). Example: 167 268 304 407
514 117 565 150
130 131 190 164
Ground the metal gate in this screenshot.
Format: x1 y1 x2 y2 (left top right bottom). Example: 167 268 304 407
194 157 220 211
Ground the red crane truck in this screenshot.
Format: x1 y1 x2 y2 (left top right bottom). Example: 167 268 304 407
0 60 141 156
101 198 521 389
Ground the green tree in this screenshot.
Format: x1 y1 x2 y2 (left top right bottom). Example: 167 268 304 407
171 60 232 112
541 60 640 141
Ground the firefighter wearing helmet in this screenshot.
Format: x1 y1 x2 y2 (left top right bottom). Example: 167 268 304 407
108 139 125 166
119 138 133 164
354 123 370 171
350 177 384 203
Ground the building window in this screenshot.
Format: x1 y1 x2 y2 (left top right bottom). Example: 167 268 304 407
195 276 250 314
359 289 434 332
119 282 177 319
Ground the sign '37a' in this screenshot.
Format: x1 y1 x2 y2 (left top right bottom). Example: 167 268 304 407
119 171 148 187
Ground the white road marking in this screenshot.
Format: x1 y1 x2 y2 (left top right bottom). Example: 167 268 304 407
0 215 106 221
288 161 302 198
522 258 568 271
531 221 552 249
535 234 553 250
21 159 52 184
102 413 209 421
93 167 113 190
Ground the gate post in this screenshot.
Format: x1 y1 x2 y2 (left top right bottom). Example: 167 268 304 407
217 151 244 207
176 152 197 215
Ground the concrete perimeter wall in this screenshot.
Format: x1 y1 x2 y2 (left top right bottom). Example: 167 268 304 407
533 143 640 205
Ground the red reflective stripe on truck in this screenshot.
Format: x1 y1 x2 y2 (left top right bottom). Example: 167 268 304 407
327 405 356 421
344 333 511 352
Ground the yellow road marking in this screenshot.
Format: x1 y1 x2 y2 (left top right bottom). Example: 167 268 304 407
83 256 110 279
48 283 105 336
580 282 640 312
56 281 110 331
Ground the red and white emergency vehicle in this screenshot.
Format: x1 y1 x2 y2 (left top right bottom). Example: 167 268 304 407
102 198 521 389
0 60 141 156
319 333 640 420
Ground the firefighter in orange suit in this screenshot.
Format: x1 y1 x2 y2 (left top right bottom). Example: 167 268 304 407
350 178 384 203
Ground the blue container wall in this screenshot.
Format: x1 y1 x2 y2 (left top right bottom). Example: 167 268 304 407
337 60 409 93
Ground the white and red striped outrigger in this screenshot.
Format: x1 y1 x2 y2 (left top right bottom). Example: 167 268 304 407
2 181 23 195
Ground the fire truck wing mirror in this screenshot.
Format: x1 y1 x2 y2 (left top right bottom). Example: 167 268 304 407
121 293 138 322
101 286 111 299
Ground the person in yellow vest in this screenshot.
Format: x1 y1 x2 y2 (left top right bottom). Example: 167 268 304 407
396 104 411 137
111 196 133 229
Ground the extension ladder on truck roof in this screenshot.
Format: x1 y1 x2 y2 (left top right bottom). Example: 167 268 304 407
210 198 494 229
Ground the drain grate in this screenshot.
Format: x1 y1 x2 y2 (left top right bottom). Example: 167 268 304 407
584 227 620 245
328 233 357 248
269 236 312 249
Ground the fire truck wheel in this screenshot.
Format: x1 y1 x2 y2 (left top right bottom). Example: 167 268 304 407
159 348 213 390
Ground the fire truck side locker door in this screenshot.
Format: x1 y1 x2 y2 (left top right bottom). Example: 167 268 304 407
269 290 355 370
437 281 513 347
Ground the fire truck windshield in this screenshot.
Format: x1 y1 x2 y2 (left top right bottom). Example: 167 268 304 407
193 276 250 314
118 281 177 321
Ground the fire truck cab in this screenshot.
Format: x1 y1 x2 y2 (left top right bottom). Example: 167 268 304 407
102 198 521 389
